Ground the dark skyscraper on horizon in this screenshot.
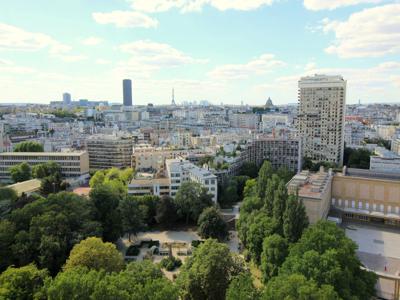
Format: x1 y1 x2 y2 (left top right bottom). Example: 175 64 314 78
123 79 133 106
63 92 71 105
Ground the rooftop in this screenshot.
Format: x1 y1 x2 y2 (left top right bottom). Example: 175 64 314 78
0 151 87 157
6 179 41 196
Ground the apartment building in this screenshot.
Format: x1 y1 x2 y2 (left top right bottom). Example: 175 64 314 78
229 113 260 129
166 159 218 202
246 137 301 172
297 74 346 166
131 146 205 172
128 159 218 202
86 134 133 170
0 151 89 183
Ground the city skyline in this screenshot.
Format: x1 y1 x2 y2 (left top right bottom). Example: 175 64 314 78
0 0 400 105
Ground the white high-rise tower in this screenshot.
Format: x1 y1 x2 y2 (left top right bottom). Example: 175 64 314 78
297 74 346 166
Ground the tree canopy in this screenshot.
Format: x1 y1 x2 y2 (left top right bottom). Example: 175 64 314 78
64 237 124 273
0 264 49 300
173 181 213 224
10 162 31 183
177 239 244 300
14 141 44 152
197 206 228 241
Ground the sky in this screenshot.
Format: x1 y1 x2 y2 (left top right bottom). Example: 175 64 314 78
0 0 399 106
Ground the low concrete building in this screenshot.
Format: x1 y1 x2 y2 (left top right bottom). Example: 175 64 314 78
331 168 400 226
128 177 170 197
287 167 333 224
370 147 400 174
6 179 41 196
0 151 89 183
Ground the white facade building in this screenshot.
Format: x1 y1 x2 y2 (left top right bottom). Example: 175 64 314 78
370 147 400 174
297 74 346 166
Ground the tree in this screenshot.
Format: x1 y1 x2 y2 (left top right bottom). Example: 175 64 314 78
347 148 371 169
260 234 288 282
219 179 239 207
262 274 339 300
10 162 31 183
263 174 280 217
32 161 61 179
173 182 213 224
257 161 273 199
239 162 258 178
90 183 122 242
155 195 178 225
243 178 257 198
226 272 260 300
283 195 309 243
197 207 228 241
272 180 288 233
64 237 124 273
14 141 44 152
9 192 101 274
0 220 16 271
302 157 313 170
246 212 277 263
0 187 18 218
40 173 69 195
275 166 295 184
119 196 146 241
0 264 49 300
234 175 250 200
45 261 178 300
177 239 243 300
280 221 377 299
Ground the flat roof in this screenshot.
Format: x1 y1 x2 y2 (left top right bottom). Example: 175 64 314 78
6 179 41 196
344 168 400 181
0 151 87 157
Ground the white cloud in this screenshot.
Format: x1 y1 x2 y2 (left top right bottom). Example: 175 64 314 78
304 0 382 11
82 36 103 46
323 4 400 58
92 10 158 28
56 54 87 62
0 23 70 54
208 53 285 80
0 59 35 74
129 0 274 13
119 40 207 67
256 61 400 103
304 62 316 71
96 59 112 65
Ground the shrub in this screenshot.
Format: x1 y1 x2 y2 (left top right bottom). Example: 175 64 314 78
191 240 204 248
126 245 140 256
160 256 182 271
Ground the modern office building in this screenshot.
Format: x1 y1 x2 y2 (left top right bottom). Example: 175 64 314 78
63 93 71 105
297 74 346 166
123 79 133 107
246 137 301 172
86 134 133 170
0 151 89 183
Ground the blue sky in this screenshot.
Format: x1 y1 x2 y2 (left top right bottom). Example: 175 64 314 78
0 0 399 105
